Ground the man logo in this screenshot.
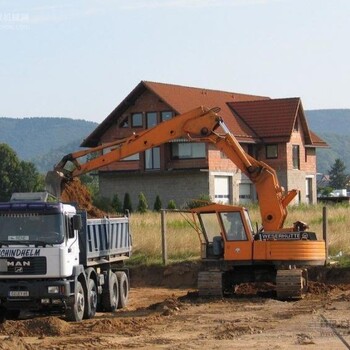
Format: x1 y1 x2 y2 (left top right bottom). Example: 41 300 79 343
7 261 31 267
8 260 31 272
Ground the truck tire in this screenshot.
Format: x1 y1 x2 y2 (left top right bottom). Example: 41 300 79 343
0 308 20 322
66 280 85 322
84 278 97 319
102 272 119 312
116 271 129 308
6 309 20 320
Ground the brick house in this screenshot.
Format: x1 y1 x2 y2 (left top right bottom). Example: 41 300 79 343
81 81 327 208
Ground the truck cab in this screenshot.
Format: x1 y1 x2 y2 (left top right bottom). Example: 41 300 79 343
0 192 132 322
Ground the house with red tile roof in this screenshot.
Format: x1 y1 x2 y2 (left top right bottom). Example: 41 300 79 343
82 81 327 208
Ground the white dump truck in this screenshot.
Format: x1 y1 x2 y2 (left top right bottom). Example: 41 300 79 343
0 192 132 322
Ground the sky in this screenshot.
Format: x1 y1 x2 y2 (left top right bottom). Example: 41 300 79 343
0 0 349 123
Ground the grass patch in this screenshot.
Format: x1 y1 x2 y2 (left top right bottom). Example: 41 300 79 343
129 205 350 266
329 255 350 268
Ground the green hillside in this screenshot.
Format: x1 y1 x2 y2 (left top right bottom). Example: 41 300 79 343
0 117 97 172
305 109 350 174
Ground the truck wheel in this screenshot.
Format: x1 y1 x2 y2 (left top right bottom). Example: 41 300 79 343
66 280 85 322
0 308 7 323
102 272 119 312
84 278 97 319
116 271 129 308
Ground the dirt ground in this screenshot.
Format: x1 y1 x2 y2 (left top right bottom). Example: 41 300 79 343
1 266 350 350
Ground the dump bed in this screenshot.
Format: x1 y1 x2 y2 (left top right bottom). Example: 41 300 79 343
79 212 132 267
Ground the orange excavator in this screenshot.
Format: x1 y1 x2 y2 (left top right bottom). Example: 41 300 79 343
46 106 326 299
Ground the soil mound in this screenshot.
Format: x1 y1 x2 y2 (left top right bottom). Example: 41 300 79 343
0 336 33 350
0 316 71 337
61 178 106 218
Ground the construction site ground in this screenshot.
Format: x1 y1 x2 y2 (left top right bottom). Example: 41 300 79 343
0 264 350 350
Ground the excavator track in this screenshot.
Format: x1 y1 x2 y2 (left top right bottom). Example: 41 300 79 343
198 271 223 297
276 269 308 299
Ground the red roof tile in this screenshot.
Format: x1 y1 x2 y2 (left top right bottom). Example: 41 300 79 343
228 98 300 140
143 81 269 139
309 130 328 147
81 81 327 148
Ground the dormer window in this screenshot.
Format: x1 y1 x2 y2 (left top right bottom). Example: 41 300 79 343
131 113 143 127
266 144 278 159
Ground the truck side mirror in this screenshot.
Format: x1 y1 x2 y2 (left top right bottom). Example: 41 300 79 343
72 214 82 231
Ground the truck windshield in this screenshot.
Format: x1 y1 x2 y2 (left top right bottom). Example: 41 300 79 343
0 213 64 245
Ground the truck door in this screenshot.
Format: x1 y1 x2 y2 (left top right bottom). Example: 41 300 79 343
220 211 253 261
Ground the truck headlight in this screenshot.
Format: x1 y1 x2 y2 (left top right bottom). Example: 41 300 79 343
48 286 59 294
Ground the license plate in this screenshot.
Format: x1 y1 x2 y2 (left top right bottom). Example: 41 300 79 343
9 291 29 297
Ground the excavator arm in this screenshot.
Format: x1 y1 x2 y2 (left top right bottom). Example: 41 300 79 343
46 106 297 231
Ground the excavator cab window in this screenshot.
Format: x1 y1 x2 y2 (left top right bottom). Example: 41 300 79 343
198 213 222 243
220 212 247 241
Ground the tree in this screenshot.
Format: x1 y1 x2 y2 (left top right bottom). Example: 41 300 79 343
112 194 123 213
123 193 133 213
329 158 349 189
0 144 43 201
16 161 43 193
137 192 148 213
153 195 162 212
167 200 177 210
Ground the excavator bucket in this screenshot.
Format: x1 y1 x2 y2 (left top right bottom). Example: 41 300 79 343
45 171 67 199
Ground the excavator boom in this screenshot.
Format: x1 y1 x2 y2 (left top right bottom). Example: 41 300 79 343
46 105 297 231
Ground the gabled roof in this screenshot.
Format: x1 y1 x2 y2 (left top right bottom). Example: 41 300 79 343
81 81 269 147
309 130 328 148
81 80 327 148
228 98 328 146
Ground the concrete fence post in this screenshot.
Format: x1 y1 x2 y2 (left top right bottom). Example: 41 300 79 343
322 206 328 264
161 209 168 265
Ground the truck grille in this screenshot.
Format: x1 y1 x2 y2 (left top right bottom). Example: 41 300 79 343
0 257 47 275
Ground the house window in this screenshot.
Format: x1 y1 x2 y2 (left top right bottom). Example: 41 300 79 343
293 145 300 169
122 153 140 161
161 111 173 122
131 113 143 127
119 116 129 128
248 144 258 159
266 144 278 159
171 142 206 159
146 112 157 128
145 147 160 170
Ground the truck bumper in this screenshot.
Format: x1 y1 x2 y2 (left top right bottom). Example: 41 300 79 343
0 279 74 311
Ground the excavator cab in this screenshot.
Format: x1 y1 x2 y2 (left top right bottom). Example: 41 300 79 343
192 203 255 262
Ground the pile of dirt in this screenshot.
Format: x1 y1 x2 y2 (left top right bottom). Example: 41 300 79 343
61 178 106 218
0 316 71 337
147 297 184 316
0 336 33 350
307 281 349 295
